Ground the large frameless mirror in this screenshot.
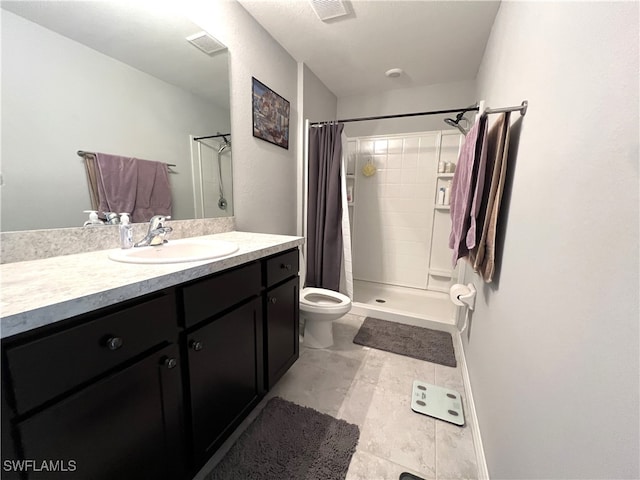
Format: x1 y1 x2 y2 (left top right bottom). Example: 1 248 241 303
1 1 232 231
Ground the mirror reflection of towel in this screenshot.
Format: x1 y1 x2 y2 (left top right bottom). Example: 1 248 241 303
132 159 172 223
95 153 137 217
83 153 100 210
91 153 172 222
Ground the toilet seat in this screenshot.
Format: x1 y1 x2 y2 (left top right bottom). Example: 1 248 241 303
300 287 351 315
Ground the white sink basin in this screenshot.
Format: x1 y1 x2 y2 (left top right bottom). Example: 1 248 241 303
108 238 239 264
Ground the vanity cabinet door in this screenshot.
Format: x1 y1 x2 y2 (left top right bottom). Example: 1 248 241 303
265 276 299 389
16 344 185 480
186 298 263 467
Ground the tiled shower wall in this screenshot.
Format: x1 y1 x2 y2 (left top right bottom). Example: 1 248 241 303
352 133 440 288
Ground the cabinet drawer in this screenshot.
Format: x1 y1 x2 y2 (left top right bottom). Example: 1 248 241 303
6 293 176 415
265 249 299 288
181 262 261 328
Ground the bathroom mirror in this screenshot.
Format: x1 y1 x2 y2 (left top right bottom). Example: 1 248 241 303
0 1 232 232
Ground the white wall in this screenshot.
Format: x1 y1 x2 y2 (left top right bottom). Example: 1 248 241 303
0 10 227 231
184 1 299 235
337 80 476 138
302 64 338 123
464 2 639 478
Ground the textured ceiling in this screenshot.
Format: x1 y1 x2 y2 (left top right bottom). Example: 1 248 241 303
239 0 500 97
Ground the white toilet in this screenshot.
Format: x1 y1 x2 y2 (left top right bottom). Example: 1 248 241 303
299 251 352 349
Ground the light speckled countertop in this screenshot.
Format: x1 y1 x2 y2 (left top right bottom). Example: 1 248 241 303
0 231 304 340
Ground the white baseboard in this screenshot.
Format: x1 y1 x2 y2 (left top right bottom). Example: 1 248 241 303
453 331 490 480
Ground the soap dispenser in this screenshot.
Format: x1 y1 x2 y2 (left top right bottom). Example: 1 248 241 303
119 213 133 249
83 210 104 227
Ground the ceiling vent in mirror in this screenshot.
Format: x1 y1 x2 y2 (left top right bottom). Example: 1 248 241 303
309 0 350 22
186 32 226 55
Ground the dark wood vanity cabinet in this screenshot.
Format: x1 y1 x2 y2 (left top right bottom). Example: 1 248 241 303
1 247 300 480
264 249 300 389
179 261 264 469
265 278 299 388
17 343 184 480
177 250 300 474
186 299 263 466
1 291 184 480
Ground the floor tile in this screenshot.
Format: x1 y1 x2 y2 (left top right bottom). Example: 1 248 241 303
340 379 437 477
436 420 478 480
269 350 364 417
345 449 434 480
195 312 479 480
357 348 436 392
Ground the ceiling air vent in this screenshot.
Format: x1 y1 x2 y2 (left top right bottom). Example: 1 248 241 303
308 0 349 22
186 32 226 55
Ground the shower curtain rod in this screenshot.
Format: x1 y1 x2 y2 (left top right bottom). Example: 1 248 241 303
310 106 478 125
77 150 176 167
309 101 528 126
193 133 231 141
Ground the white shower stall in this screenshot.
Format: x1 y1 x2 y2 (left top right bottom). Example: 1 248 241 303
190 136 234 218
346 130 463 325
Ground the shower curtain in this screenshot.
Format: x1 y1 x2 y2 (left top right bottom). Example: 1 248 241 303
306 123 344 291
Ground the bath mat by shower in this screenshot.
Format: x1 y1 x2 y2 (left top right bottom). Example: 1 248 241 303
353 317 457 367
205 397 360 480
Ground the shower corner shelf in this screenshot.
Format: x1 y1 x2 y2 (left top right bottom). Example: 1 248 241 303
437 173 455 179
434 205 450 211
429 268 452 278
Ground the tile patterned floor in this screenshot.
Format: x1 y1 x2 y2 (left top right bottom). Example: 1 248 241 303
195 313 478 480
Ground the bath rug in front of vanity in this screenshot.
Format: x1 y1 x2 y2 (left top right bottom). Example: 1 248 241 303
353 317 457 367
205 397 360 480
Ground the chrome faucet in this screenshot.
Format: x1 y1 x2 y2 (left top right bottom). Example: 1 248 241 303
134 215 173 247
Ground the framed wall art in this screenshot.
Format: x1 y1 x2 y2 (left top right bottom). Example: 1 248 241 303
252 77 290 149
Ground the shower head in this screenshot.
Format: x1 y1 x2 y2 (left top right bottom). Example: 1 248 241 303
454 122 469 135
444 111 470 135
217 137 231 154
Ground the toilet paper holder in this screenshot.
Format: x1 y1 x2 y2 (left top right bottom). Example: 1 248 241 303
450 283 477 311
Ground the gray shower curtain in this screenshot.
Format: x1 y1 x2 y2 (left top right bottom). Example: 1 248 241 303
306 123 344 291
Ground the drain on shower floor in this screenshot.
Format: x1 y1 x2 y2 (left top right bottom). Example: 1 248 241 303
375 298 386 303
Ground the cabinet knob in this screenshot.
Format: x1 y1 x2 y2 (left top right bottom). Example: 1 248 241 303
163 357 177 369
269 297 277 304
280 263 292 271
106 336 123 351
190 340 204 351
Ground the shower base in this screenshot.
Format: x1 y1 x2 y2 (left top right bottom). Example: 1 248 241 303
351 279 456 327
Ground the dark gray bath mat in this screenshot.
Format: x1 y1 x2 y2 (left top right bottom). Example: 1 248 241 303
205 397 360 480
353 317 457 367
